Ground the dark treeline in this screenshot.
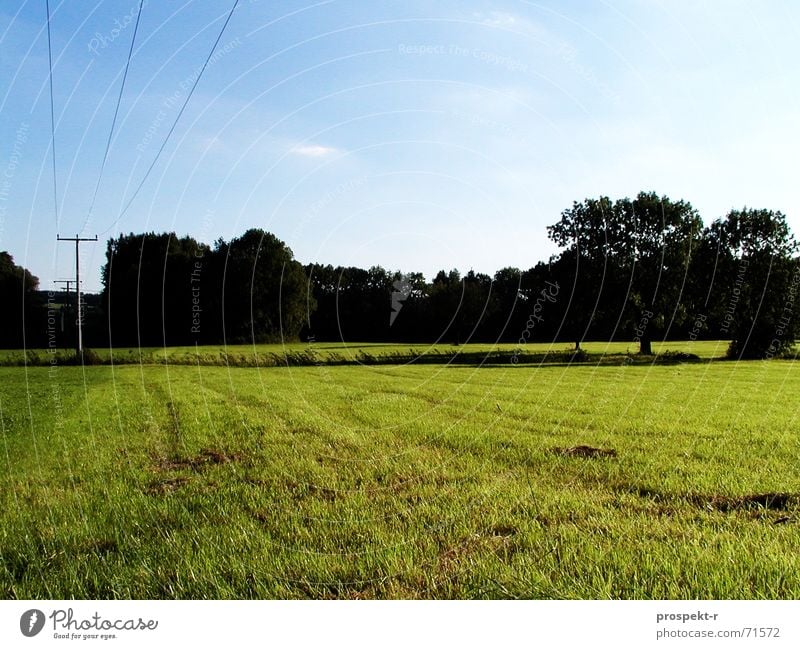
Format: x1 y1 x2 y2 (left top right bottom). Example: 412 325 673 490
3 191 799 359
0 251 40 350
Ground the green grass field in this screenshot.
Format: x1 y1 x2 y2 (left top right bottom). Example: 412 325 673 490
1 346 798 598
0 339 730 366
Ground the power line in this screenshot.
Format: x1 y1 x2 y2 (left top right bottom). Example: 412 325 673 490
100 0 240 236
45 0 58 228
83 0 145 233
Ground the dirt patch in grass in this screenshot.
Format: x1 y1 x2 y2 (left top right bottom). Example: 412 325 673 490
286 481 339 502
773 515 796 525
153 448 242 472
488 525 517 538
308 483 339 502
438 527 519 573
614 483 798 517
251 509 271 525
145 476 190 495
553 445 618 459
247 480 340 505
701 492 797 512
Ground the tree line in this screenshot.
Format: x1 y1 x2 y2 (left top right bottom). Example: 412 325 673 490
2 191 798 359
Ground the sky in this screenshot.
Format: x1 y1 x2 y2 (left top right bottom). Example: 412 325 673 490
0 0 798 292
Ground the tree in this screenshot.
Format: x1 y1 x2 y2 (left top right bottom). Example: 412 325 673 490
386 270 427 342
428 269 465 344
486 267 525 343
548 192 703 354
546 250 604 349
214 229 311 343
102 233 206 346
707 209 799 359
0 251 40 348
304 264 395 342
617 192 703 354
547 196 629 350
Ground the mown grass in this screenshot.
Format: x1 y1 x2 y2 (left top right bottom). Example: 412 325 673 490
1 354 798 598
0 339 729 367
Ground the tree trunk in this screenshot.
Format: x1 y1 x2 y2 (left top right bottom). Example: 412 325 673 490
640 336 652 355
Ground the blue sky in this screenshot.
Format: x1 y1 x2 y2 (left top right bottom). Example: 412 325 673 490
1 0 798 292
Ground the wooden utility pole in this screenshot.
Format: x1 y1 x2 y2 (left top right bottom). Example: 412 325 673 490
57 235 98 356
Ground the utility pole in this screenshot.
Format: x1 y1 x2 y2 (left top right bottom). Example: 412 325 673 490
54 279 79 333
57 234 98 357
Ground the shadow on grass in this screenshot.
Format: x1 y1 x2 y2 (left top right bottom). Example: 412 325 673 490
0 348 719 368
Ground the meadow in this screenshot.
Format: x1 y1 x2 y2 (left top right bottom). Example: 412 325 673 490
0 339 728 366
1 343 798 598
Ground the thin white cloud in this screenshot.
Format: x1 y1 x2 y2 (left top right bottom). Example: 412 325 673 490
291 144 339 158
476 10 518 28
471 10 553 42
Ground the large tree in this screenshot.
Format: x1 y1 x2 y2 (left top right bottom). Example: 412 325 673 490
706 208 799 359
0 251 40 348
214 229 311 344
102 232 206 346
548 192 703 354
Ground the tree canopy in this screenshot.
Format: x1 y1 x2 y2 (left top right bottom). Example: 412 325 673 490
0 251 40 349
2 192 798 358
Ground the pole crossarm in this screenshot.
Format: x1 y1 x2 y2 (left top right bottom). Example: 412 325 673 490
53 279 79 292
